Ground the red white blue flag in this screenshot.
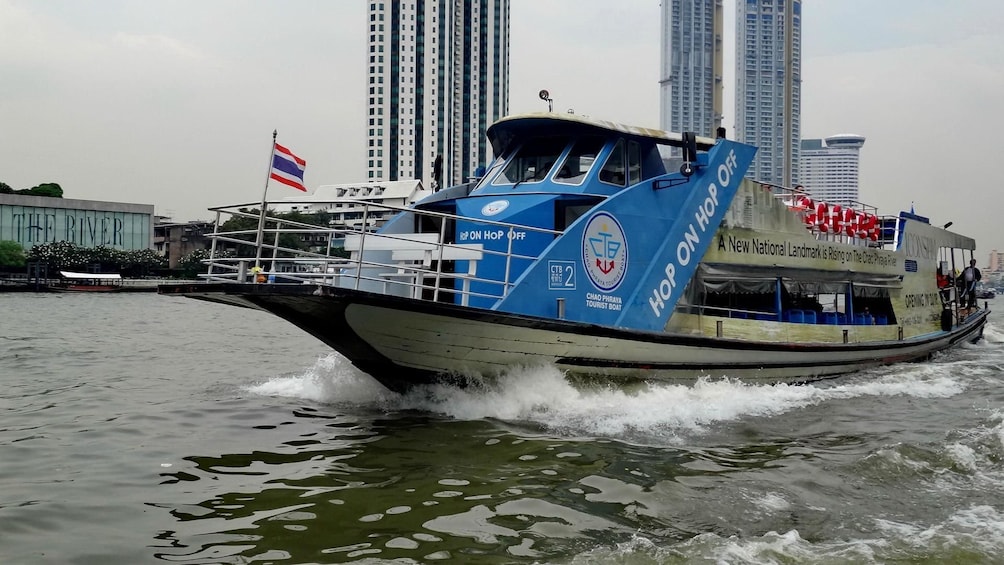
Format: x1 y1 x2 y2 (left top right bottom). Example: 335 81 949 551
270 143 307 191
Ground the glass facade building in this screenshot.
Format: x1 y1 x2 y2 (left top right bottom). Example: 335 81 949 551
366 0 510 190
659 0 724 138
0 195 153 252
735 0 801 187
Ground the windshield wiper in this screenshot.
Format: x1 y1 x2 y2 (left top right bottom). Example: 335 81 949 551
512 171 535 190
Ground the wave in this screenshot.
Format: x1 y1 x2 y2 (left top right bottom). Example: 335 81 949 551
569 513 1004 564
246 353 971 441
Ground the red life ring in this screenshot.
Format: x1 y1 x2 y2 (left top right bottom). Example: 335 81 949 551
815 202 829 232
830 204 843 234
803 211 815 226
855 212 871 238
843 208 858 237
860 213 879 241
869 214 880 241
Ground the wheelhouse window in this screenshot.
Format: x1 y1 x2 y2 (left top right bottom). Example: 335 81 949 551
599 139 626 187
476 155 506 189
492 136 570 185
628 140 642 185
554 136 604 185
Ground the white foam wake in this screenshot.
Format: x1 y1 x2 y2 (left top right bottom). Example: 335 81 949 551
246 353 395 404
245 353 969 440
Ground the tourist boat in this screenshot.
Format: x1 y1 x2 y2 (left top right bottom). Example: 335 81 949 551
160 113 989 392
52 271 123 292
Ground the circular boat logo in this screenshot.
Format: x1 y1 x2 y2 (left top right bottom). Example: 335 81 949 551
582 212 627 291
481 199 509 217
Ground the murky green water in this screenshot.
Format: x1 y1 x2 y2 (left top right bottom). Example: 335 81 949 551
3 293 1004 563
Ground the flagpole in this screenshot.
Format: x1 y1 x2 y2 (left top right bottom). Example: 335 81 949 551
254 129 277 274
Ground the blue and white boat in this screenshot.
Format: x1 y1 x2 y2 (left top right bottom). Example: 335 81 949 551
161 113 989 392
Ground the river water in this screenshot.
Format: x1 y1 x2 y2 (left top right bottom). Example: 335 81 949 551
3 292 1004 564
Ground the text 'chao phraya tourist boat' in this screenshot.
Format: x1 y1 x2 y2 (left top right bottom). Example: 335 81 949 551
160 113 988 393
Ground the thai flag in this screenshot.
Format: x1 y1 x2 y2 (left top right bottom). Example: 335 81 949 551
270 143 307 191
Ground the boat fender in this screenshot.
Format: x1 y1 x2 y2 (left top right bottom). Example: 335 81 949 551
941 308 953 331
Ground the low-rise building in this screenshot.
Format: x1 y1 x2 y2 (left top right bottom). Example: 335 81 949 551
0 194 153 251
153 219 214 269
272 179 431 232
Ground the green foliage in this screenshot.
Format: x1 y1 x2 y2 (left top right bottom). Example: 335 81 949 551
6 182 64 198
179 248 210 278
26 242 167 276
178 248 236 279
218 208 332 257
28 183 63 198
0 240 26 267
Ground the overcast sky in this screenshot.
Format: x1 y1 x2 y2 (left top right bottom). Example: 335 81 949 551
2 1 1003 254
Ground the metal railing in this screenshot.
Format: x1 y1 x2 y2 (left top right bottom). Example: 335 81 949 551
199 199 563 307
765 182 900 249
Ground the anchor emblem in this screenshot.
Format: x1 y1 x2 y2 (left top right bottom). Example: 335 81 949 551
585 218 626 291
597 257 615 274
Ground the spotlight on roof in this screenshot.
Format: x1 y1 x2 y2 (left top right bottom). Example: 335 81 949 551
538 89 553 112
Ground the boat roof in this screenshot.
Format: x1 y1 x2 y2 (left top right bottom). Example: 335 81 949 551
60 271 121 280
486 112 718 157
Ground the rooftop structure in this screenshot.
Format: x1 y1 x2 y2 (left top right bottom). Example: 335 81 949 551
274 180 432 231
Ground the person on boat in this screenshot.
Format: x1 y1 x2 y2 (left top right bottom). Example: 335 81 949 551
937 267 952 303
962 259 982 309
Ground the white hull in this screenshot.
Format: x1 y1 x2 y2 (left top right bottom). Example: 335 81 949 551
168 285 987 392
343 302 986 384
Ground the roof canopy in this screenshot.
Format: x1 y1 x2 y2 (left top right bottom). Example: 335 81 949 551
60 271 122 280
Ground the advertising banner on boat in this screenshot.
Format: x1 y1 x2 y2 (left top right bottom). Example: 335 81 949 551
496 139 757 331
703 227 901 273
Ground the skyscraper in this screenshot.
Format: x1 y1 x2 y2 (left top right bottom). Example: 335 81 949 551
659 0 724 138
366 1 509 190
798 134 866 205
735 0 801 187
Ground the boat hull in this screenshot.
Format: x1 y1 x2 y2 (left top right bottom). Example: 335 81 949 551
161 283 989 393
49 285 122 292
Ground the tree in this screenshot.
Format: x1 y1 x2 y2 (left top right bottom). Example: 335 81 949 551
26 183 63 198
178 248 233 279
0 182 13 194
218 208 318 257
0 240 26 268
25 242 167 275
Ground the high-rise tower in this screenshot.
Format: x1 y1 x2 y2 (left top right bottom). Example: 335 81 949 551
798 134 866 205
659 0 724 138
735 0 801 187
366 1 509 190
